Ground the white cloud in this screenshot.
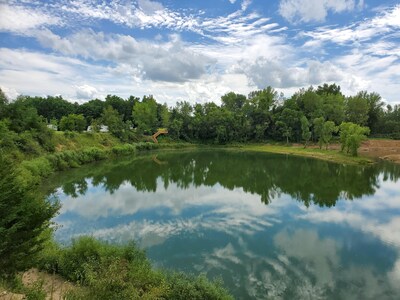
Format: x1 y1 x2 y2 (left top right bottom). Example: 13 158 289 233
279 0 358 23
34 29 213 83
137 0 164 14
0 0 399 104
242 59 343 88
0 3 60 33
0 85 19 100
301 5 400 45
75 84 99 99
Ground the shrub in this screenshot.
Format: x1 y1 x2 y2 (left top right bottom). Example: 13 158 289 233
20 157 53 178
135 142 159 151
38 237 232 299
111 144 136 156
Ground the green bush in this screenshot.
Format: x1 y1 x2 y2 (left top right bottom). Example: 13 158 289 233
20 157 53 178
167 273 232 300
135 142 159 151
80 147 108 162
25 280 46 300
38 237 232 300
112 144 136 156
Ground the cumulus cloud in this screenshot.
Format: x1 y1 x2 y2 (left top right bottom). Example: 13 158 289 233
75 84 98 99
279 0 360 23
0 85 19 100
34 29 213 83
242 58 343 88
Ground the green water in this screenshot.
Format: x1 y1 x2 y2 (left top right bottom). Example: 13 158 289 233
45 150 400 299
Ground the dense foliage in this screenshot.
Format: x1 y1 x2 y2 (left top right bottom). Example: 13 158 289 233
0 153 59 278
1 84 399 159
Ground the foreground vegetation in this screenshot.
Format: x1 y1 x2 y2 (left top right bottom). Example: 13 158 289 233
37 237 232 299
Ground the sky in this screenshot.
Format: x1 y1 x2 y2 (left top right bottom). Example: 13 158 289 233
0 0 399 105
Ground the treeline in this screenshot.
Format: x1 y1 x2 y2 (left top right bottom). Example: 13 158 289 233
1 84 399 156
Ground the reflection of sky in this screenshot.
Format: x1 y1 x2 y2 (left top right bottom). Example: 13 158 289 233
52 168 400 299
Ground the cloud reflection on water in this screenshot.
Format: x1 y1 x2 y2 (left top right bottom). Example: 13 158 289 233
48 151 400 299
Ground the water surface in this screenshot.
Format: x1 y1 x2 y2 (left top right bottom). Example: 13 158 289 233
45 150 400 299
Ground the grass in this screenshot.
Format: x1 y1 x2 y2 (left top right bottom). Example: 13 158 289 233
37 237 233 300
231 143 374 165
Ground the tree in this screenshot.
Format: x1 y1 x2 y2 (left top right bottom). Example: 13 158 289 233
0 88 8 118
364 91 384 134
102 106 125 137
0 154 59 277
316 83 342 96
339 122 370 156
322 93 345 125
275 120 292 144
221 92 246 112
300 116 311 148
313 117 325 148
159 103 170 128
59 114 87 132
90 118 101 133
294 88 324 121
77 99 105 124
321 121 338 150
24 95 76 122
248 86 277 111
132 96 158 134
345 94 369 125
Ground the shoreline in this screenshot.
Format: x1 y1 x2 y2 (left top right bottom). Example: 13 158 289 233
230 144 374 165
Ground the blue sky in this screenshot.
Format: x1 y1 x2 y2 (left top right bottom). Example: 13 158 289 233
0 0 399 105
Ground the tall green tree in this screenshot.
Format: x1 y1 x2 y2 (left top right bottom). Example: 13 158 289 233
364 91 384 134
102 106 125 137
59 114 87 132
221 92 246 112
339 122 370 156
345 93 369 125
313 117 325 148
0 88 8 118
77 99 105 124
132 96 158 134
321 121 338 150
0 154 59 278
300 116 311 148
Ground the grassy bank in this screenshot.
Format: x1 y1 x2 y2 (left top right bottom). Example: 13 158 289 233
229 144 374 165
16 132 375 188
36 237 232 300
16 132 194 187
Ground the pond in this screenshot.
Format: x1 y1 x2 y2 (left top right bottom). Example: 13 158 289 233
44 150 400 299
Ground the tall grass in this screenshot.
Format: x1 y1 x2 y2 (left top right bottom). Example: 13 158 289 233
38 237 232 300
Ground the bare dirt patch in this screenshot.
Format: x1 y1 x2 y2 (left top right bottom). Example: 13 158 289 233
0 290 24 300
22 269 73 300
359 139 400 163
0 269 74 300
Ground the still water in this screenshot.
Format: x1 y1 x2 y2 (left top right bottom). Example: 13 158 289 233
44 150 400 299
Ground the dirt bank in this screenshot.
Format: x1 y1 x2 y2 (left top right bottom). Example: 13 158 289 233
0 269 73 300
359 139 400 164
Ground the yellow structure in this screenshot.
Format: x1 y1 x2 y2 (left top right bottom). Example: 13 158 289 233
152 128 168 143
